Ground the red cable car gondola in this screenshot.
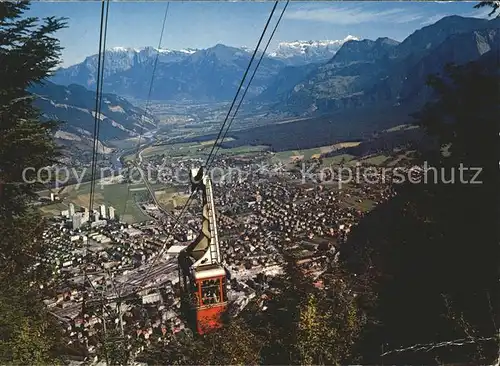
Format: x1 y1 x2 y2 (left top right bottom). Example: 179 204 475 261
178 167 228 335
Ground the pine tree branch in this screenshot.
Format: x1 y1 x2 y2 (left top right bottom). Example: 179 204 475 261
474 1 500 17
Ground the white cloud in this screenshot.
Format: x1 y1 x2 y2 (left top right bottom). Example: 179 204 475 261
463 8 493 18
285 5 426 25
420 14 448 26
420 6 492 25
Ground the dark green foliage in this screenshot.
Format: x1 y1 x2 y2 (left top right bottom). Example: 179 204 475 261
341 57 500 364
100 330 131 366
0 275 63 365
0 0 66 278
139 318 263 365
417 61 499 173
474 1 500 17
0 1 66 217
0 1 67 364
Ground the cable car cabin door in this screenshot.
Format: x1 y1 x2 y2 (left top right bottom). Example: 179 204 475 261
194 265 227 335
178 265 199 332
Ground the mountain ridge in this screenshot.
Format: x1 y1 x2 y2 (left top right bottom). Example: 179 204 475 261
50 15 497 115
268 35 360 65
29 81 157 162
51 37 363 100
269 16 500 116
94 44 284 101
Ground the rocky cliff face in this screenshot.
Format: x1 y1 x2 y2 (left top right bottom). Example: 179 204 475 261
272 16 500 116
276 37 400 112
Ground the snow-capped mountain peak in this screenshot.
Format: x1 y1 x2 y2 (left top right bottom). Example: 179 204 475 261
179 48 197 54
108 46 198 54
109 46 134 52
53 46 201 87
269 35 360 65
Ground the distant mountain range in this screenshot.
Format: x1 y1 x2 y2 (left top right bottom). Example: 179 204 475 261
103 44 285 102
50 16 498 109
40 15 500 158
50 36 360 101
53 44 285 102
268 36 359 65
51 46 198 89
271 16 500 115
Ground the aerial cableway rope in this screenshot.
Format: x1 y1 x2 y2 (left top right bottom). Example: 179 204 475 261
133 1 282 293
120 2 170 223
117 2 176 296
208 0 289 169
85 0 109 290
203 0 279 169
89 0 110 215
145 1 170 128
83 0 113 332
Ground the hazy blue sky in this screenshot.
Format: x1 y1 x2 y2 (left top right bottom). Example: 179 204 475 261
28 1 490 67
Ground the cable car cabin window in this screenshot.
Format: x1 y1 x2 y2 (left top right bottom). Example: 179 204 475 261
201 278 221 306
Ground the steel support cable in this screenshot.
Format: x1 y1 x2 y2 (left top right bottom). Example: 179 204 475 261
94 3 130 321
208 0 289 170
145 1 170 131
133 1 170 162
204 0 279 168
114 2 194 298
88 0 111 305
134 189 197 291
83 0 112 325
89 0 110 215
120 2 170 222
96 0 110 167
133 1 282 294
115 174 198 296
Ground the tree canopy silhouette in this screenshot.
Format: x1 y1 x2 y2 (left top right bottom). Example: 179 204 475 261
0 1 67 364
341 54 499 364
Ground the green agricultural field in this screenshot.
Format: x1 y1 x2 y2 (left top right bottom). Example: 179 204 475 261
199 137 235 146
140 142 208 159
359 154 391 166
270 150 298 162
155 189 191 211
37 181 150 223
107 137 142 149
39 202 69 217
289 147 323 160
219 145 268 156
139 142 268 160
321 154 356 166
386 150 416 167
269 142 362 164
270 149 312 163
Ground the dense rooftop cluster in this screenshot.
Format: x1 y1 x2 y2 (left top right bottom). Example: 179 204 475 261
40 150 396 361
